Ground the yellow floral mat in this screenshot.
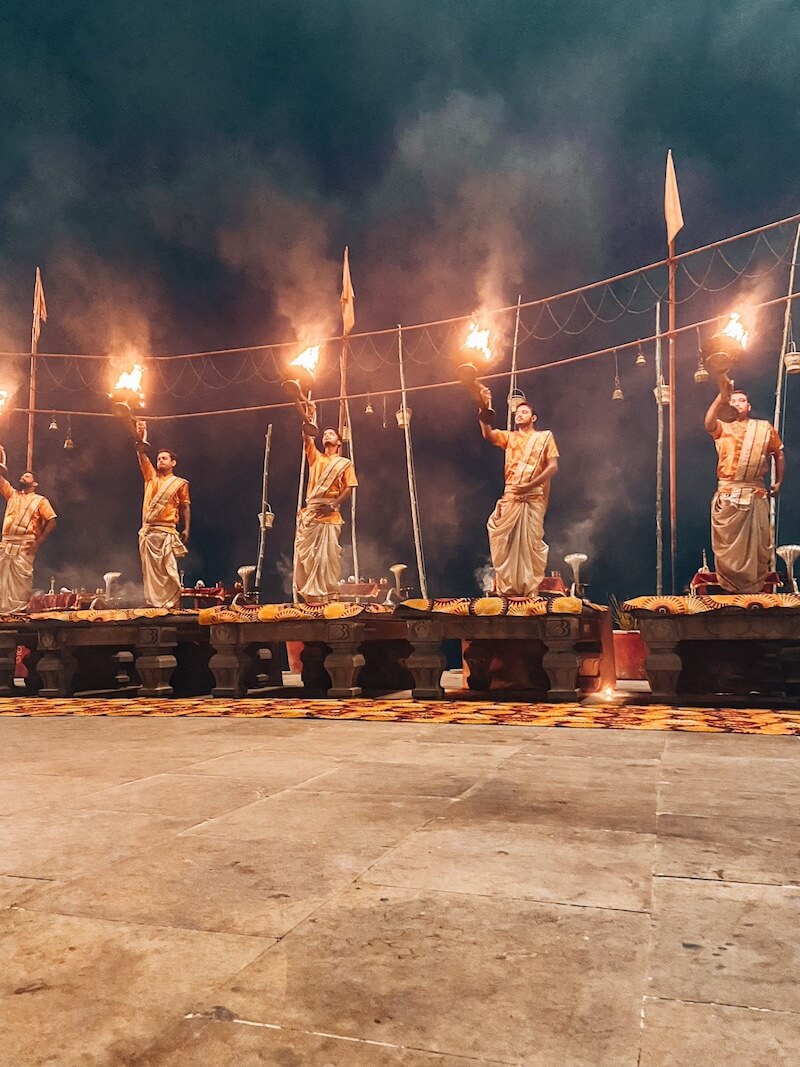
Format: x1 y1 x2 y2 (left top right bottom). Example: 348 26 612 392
197 596 606 625
0 697 798 734
625 593 800 614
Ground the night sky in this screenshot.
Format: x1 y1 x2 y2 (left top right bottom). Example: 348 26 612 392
1 1 799 603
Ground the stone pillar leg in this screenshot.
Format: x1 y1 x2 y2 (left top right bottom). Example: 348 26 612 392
542 618 580 701
0 631 20 695
640 619 682 699
407 620 445 699
135 626 178 697
208 624 250 698
36 630 78 698
324 641 365 698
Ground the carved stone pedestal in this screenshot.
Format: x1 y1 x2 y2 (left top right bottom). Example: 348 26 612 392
135 625 178 697
209 624 250 698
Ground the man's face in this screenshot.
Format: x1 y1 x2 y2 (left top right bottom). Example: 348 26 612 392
156 451 176 473
321 429 342 450
18 472 37 490
730 392 751 417
515 404 535 428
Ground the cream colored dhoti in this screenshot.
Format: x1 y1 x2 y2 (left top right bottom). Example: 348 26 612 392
138 524 186 609
293 508 342 601
0 538 36 612
711 481 771 594
487 489 548 596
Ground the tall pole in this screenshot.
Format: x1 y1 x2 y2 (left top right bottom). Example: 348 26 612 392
255 423 273 600
668 240 678 593
339 334 359 580
27 267 47 472
770 222 800 563
654 303 664 595
507 294 522 431
397 326 428 599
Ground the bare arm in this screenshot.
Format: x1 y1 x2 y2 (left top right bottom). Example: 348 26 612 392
179 502 191 543
704 375 731 434
35 517 56 548
772 451 786 496
136 444 156 480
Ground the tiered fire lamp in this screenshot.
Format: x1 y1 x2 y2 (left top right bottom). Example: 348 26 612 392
457 319 496 426
281 345 320 435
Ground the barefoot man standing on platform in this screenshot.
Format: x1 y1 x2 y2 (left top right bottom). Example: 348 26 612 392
134 421 190 609
293 403 358 603
704 379 784 593
0 452 56 611
478 387 559 596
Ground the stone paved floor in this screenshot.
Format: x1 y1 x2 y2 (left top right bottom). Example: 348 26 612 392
1 714 799 1066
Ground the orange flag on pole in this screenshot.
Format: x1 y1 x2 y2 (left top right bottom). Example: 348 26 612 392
664 150 684 246
341 246 355 336
32 266 47 347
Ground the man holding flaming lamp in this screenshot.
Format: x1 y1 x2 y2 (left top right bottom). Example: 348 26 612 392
293 401 358 602
132 423 191 609
478 387 559 596
703 313 785 593
0 457 57 612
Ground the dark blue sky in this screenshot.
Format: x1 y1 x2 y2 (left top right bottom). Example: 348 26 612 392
1 1 799 600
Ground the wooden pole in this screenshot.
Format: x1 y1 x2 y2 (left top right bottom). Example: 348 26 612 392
667 240 677 593
255 423 273 600
770 222 800 563
654 302 664 595
507 294 522 431
397 326 428 599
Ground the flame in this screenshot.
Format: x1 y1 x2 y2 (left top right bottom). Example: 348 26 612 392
462 320 492 362
0 390 8 413
289 345 320 375
720 312 750 349
111 363 145 398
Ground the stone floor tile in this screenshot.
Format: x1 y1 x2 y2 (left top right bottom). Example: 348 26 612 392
24 817 423 937
0 771 125 815
0 875 52 907
639 997 800 1066
362 820 655 911
0 808 198 879
445 757 659 833
207 884 647 1066
0 909 272 1067
664 733 800 762
65 772 278 819
656 813 800 886
660 754 800 790
174 749 345 785
181 788 450 844
293 760 485 798
651 878 800 1012
522 728 667 760
657 777 795 821
129 1016 492 1066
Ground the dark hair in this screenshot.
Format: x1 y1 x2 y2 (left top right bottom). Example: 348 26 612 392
157 449 178 463
515 401 538 418
322 428 342 444
730 390 749 403
22 470 38 482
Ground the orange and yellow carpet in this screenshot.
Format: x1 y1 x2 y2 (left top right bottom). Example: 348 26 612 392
0 696 798 734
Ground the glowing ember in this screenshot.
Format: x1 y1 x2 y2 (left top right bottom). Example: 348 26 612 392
720 312 749 349
0 390 8 413
289 345 320 376
111 363 145 404
603 686 615 701
462 320 492 362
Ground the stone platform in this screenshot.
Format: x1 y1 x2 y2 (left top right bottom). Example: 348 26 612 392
202 596 614 702
625 594 800 708
0 610 213 699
